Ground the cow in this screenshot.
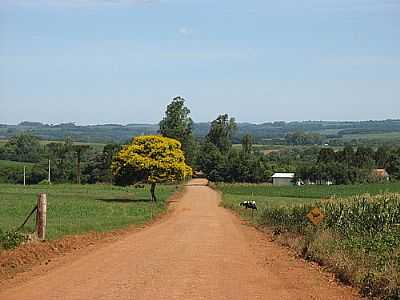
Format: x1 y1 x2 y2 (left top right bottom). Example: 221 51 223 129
239 200 257 210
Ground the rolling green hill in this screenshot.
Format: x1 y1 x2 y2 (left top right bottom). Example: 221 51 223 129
1 119 400 145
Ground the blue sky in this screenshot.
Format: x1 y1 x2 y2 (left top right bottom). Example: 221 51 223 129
0 0 399 124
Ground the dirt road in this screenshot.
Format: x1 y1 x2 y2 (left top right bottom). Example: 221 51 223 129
0 179 358 300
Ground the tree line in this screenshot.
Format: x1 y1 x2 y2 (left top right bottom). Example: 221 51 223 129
3 118 400 146
1 96 399 185
0 135 121 185
296 145 400 184
158 98 272 183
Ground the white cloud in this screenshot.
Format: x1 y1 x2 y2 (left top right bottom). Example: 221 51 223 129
178 27 192 36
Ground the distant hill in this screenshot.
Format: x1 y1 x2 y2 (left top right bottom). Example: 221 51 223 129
1 119 400 144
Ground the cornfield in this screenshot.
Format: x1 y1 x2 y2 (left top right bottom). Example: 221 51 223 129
220 183 400 298
323 194 400 238
260 193 400 238
259 193 400 299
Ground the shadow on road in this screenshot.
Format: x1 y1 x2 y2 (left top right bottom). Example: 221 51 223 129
96 198 152 203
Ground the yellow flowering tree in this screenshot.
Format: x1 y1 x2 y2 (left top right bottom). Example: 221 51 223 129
112 135 192 201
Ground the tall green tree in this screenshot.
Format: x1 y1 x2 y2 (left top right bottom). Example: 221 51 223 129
354 146 375 168
199 122 270 183
338 145 355 166
46 138 75 182
72 145 90 184
205 114 237 153
0 133 43 162
198 142 226 182
241 134 253 156
374 146 392 168
387 148 400 179
84 143 121 184
317 148 336 164
159 96 196 165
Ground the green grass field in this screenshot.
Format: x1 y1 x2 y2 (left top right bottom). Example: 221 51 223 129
219 181 400 225
219 182 400 201
0 183 177 241
341 132 400 141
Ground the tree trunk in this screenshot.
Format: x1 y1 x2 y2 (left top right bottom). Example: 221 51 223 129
73 145 89 185
150 182 157 202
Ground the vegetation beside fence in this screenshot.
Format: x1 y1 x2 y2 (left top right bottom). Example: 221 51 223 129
0 183 177 250
0 229 27 250
220 184 400 299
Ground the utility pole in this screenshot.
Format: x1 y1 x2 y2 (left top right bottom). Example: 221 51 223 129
23 166 26 186
48 159 51 183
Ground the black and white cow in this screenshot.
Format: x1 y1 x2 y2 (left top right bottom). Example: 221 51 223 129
239 200 257 210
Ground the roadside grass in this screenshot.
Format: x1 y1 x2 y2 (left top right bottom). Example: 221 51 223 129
0 183 177 245
221 194 317 221
219 183 400 299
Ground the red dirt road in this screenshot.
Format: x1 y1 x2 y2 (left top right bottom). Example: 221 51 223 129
0 179 359 300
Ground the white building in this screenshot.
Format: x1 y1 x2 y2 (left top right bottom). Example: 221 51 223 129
372 169 390 181
272 173 295 186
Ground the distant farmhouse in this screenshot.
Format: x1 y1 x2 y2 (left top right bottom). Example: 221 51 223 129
372 169 390 181
272 173 295 186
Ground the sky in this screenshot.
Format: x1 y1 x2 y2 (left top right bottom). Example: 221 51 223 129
0 0 399 125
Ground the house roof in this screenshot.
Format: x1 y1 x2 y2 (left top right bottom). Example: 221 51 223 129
272 173 295 179
373 169 389 177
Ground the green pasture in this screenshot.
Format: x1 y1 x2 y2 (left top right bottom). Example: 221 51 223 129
218 182 400 201
341 132 400 141
0 183 177 241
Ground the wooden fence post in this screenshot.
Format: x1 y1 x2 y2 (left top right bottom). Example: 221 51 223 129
36 193 47 241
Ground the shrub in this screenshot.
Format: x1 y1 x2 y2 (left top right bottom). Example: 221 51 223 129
0 229 27 250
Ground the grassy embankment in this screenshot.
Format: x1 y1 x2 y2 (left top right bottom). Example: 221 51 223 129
0 183 177 248
219 183 400 299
